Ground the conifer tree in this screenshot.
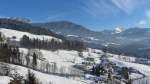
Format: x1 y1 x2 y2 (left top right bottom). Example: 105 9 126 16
32 52 37 69
26 70 37 84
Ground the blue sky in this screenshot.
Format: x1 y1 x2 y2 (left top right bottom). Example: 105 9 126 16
0 0 150 31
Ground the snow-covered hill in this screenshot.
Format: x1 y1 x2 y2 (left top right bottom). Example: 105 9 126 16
0 28 62 42
1 46 150 84
0 28 150 84
0 62 86 84
0 28 88 84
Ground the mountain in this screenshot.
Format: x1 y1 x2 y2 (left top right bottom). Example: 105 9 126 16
0 28 150 84
34 21 96 36
0 18 62 39
0 19 150 84
0 18 150 58
0 18 86 51
35 21 150 58
0 28 87 84
114 26 124 33
34 21 106 44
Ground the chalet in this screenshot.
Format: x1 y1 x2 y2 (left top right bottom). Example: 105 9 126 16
85 57 95 61
82 57 95 66
7 36 20 47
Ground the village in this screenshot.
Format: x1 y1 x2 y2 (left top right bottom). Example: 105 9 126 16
77 48 150 84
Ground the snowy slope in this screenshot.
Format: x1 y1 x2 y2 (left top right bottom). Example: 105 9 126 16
0 28 62 42
19 48 104 68
19 48 83 68
1 63 86 84
108 57 150 77
0 76 12 84
108 57 150 84
1 28 150 84
67 34 79 37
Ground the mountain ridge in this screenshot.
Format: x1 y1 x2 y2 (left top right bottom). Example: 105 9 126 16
34 20 150 58
0 18 150 58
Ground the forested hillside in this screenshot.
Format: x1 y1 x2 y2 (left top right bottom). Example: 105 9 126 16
0 18 86 51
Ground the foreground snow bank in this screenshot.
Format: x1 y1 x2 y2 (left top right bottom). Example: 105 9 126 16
0 76 12 84
6 63 86 84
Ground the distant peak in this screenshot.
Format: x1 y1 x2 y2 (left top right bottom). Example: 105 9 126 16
0 17 32 23
115 26 124 33
46 20 75 24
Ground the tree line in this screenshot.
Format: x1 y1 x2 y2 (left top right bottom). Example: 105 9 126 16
20 35 86 51
0 43 82 77
0 43 37 68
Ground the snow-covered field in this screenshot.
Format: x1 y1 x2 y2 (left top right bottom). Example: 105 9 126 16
108 57 150 77
1 47 150 84
0 47 98 84
0 28 88 84
19 48 102 68
0 76 12 84
0 28 150 84
0 63 86 84
19 48 83 68
0 28 62 42
108 56 150 84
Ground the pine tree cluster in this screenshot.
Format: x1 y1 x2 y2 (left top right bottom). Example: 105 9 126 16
20 35 86 51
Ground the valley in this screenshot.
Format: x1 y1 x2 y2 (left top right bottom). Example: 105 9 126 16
0 26 149 84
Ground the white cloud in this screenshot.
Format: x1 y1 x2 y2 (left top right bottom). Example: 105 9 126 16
45 13 67 21
82 0 117 16
139 20 147 25
111 0 133 13
145 10 150 19
81 0 149 16
137 10 150 27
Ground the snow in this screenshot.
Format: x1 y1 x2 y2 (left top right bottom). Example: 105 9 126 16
9 47 150 84
110 54 136 62
67 35 79 37
130 73 143 79
1 46 150 84
109 57 150 77
19 48 102 68
103 42 120 47
114 27 124 33
2 63 86 84
10 48 150 84
1 28 150 83
105 53 150 83
19 48 83 68
0 28 62 42
19 48 28 54
87 37 99 41
0 76 12 84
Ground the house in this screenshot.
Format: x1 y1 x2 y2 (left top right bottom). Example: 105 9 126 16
7 36 20 47
81 57 95 70
82 57 95 66
85 57 95 62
